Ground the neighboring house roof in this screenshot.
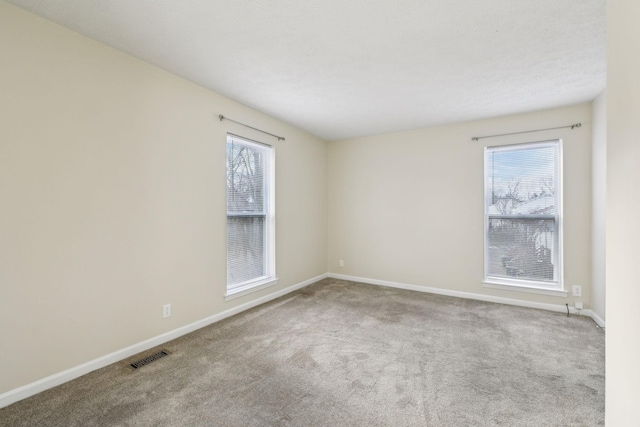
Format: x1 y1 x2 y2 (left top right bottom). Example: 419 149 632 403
488 195 555 215
512 195 555 215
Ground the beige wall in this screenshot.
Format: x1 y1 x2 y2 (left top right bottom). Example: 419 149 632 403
328 103 592 307
591 91 606 323
0 1 327 395
606 0 640 424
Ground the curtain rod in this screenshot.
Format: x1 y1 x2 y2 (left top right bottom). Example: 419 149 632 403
219 115 285 141
471 123 581 141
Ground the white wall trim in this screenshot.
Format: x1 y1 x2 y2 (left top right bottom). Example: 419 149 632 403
329 273 605 327
589 310 606 329
2 271 604 409
0 273 328 409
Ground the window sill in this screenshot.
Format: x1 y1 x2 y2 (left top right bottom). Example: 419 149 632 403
225 277 279 301
483 279 568 297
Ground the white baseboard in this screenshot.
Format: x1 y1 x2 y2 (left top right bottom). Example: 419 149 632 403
2 271 604 409
328 273 606 328
0 273 328 409
589 310 606 328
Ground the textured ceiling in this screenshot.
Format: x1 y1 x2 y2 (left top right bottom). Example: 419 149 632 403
6 0 606 141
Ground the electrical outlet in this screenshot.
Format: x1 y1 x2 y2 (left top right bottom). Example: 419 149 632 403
575 302 584 310
572 285 582 297
339 259 344 268
162 304 171 318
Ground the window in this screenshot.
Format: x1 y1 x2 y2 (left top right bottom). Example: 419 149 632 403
226 134 276 299
484 140 562 292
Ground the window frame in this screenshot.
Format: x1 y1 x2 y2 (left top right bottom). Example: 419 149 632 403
482 139 565 296
225 133 277 300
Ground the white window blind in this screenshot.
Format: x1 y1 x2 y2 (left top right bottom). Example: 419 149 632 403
226 134 275 293
484 140 562 288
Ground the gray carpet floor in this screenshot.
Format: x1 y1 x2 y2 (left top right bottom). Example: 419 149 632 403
0 278 605 426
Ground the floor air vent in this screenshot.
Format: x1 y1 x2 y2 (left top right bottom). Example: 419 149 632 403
130 350 169 369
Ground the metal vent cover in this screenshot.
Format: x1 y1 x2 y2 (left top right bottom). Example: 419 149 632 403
130 350 169 369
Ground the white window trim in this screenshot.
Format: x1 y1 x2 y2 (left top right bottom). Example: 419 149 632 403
225 134 277 299
483 139 564 293
225 277 279 301
482 280 568 297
